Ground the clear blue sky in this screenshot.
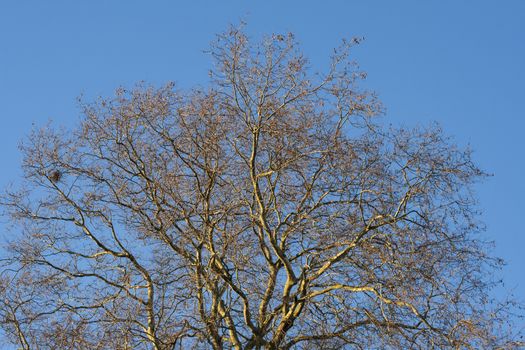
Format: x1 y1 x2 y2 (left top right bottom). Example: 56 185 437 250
0 0 523 305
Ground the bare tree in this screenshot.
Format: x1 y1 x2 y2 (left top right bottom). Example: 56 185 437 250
0 26 522 349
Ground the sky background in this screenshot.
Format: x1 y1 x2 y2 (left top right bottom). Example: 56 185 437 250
0 0 523 323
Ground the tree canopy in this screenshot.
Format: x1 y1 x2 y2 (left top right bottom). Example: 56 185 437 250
0 26 521 349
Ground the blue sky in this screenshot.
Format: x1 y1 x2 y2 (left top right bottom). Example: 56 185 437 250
0 0 523 307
